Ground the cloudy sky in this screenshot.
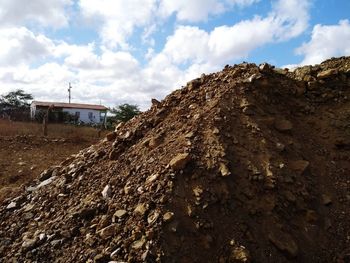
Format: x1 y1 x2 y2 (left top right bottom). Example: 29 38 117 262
0 0 349 110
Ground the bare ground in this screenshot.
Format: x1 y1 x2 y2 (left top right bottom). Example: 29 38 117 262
0 120 106 201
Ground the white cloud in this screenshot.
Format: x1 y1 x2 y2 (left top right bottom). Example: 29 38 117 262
0 0 72 28
159 0 261 22
157 0 311 67
162 26 210 64
71 49 140 81
0 27 53 66
296 20 350 65
271 0 310 40
226 0 260 6
79 0 157 49
0 63 74 103
63 43 99 69
0 26 98 67
79 0 262 48
0 28 153 109
142 24 157 46
158 0 225 22
207 17 275 62
0 57 148 109
22 63 73 86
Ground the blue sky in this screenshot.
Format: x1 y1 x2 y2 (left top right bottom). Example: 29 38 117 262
0 0 349 110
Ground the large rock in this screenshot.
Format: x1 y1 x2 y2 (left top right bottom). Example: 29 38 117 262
187 79 201 91
22 238 39 251
134 203 148 216
317 68 338 79
268 229 299 258
230 245 251 262
6 201 17 210
98 224 117 239
163 212 174 222
219 162 231 176
114 209 127 219
169 153 191 170
101 184 111 199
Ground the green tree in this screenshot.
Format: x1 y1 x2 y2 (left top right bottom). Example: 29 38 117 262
109 103 141 123
0 89 33 109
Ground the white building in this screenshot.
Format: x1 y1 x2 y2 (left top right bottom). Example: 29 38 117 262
30 101 108 124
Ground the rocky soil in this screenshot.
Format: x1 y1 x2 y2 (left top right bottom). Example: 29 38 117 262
0 56 350 263
0 134 99 203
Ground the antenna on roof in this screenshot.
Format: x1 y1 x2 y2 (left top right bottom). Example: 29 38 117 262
68 83 72 103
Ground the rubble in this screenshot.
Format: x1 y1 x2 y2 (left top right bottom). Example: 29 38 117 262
1 56 350 262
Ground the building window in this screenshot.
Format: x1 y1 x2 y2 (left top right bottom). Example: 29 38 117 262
88 112 93 120
75 111 80 119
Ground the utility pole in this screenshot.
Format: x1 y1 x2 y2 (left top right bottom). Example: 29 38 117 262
68 83 72 103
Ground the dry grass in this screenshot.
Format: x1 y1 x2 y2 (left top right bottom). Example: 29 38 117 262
0 119 107 141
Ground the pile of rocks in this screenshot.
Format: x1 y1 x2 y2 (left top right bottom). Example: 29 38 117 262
1 57 350 262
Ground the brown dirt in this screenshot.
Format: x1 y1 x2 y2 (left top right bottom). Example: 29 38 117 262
0 57 350 263
0 121 106 202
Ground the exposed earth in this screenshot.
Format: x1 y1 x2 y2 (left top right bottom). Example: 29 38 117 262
0 57 350 263
0 132 102 203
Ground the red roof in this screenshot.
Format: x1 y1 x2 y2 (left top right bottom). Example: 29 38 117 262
31 101 108 111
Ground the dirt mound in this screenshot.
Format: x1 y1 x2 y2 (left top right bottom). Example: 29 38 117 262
1 57 350 262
